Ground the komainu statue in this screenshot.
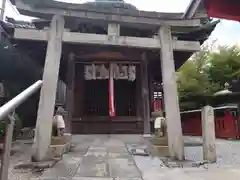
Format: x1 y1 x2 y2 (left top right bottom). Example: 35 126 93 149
151 110 167 138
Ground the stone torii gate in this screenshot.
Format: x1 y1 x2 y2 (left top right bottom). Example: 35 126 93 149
12 0 207 161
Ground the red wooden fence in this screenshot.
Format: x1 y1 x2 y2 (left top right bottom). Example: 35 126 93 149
181 106 240 139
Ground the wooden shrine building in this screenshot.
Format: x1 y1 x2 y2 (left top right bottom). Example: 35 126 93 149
7 0 216 161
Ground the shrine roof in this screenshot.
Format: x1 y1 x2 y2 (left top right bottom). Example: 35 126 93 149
183 0 206 19
2 16 218 46
11 0 184 20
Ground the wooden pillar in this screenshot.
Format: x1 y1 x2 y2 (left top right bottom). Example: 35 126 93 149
140 52 151 135
149 75 154 114
136 66 142 119
158 26 184 160
33 15 65 161
65 52 75 133
202 105 216 162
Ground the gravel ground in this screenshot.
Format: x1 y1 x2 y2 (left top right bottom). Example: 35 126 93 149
0 140 42 180
184 136 240 168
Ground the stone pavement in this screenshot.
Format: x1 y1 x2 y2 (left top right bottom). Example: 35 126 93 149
36 135 166 180
7 135 240 180
184 136 240 168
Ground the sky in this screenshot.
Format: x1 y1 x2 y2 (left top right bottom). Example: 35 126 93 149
2 0 240 47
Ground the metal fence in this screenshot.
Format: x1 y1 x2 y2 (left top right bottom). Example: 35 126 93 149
0 80 43 180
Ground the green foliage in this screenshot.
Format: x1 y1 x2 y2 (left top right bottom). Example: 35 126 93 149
178 43 240 110
207 45 240 86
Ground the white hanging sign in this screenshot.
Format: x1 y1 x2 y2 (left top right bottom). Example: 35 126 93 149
84 63 136 81
84 64 96 80
96 64 109 79
128 65 136 82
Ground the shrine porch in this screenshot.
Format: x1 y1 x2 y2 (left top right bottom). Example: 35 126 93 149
71 116 144 134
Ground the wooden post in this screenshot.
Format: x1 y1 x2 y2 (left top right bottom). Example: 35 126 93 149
149 76 154 114
33 15 65 161
158 26 184 160
65 53 75 133
202 105 216 163
0 115 14 180
136 66 142 119
140 52 151 135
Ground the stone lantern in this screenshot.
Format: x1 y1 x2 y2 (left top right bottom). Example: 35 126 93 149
213 81 240 113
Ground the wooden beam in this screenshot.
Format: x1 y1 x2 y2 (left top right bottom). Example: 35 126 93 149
33 15 65 161
15 0 201 27
14 29 200 51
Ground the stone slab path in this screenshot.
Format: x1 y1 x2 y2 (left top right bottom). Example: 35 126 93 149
36 135 166 180
7 135 240 180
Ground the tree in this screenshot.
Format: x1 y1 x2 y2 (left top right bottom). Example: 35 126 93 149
177 44 215 108
178 43 240 110
207 45 240 87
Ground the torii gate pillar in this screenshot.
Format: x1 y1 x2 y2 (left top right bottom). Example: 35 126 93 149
33 15 65 161
158 25 184 160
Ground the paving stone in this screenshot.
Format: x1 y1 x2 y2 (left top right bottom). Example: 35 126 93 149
92 139 106 146
103 139 125 147
114 178 142 180
70 143 90 155
85 148 108 157
184 136 240 168
14 135 240 180
134 156 166 171
72 178 112 180
41 154 82 179
108 158 141 178
126 144 149 155
76 155 108 177
107 147 130 159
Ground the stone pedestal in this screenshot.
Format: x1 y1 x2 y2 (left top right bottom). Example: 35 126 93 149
150 119 169 157
40 133 72 161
